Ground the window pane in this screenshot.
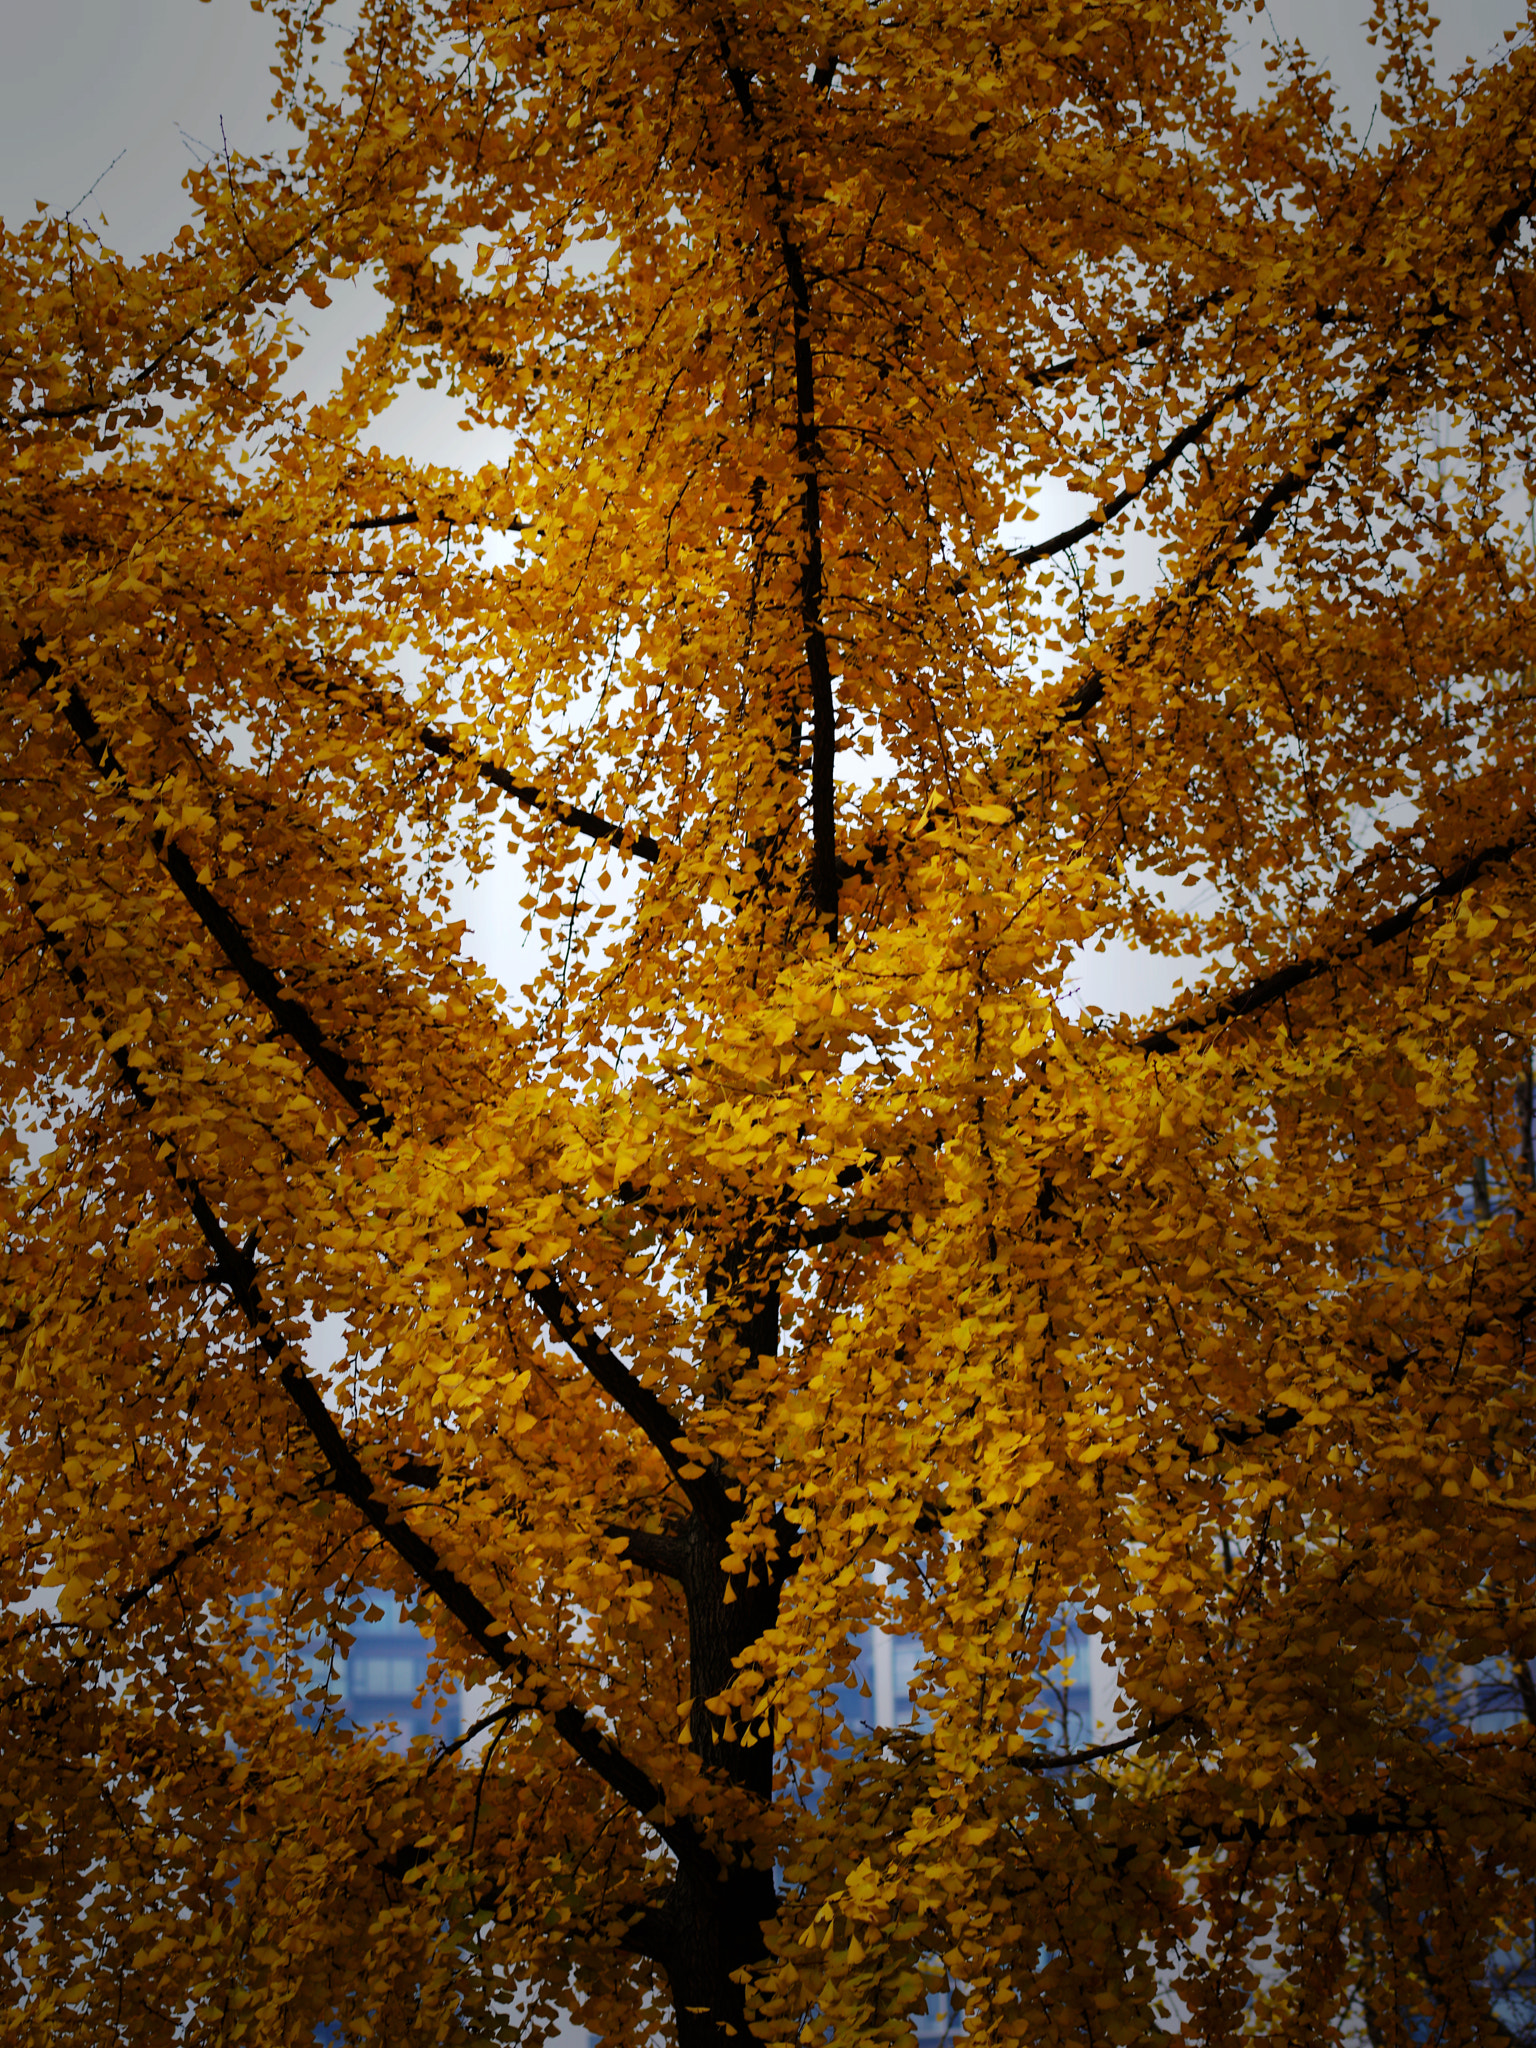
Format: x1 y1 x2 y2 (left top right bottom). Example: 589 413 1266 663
351 1653 421 1699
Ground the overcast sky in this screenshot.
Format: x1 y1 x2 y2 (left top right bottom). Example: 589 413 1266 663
3 0 1528 256
5 0 1529 1017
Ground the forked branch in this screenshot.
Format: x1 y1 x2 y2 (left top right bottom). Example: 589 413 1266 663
13 879 715 1878
30 655 734 1533
1052 175 1536 732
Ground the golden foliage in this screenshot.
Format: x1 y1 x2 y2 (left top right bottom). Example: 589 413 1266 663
3 2 1536 2043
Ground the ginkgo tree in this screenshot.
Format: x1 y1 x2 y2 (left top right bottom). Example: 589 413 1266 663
4 1 1536 2043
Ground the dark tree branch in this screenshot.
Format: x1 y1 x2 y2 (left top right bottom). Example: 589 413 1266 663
518 1261 738 1535
28 651 736 1533
1137 827 1534 1055
110 1518 233 1623
32 635 661 871
418 726 661 863
1018 1713 1184 1771
3 227 335 430
1048 365 1392 734
793 1211 901 1248
1174 1806 1461 1854
607 1526 691 1580
1179 1403 1304 1459
57 671 395 1139
16 885 715 1878
1052 176 1536 734
1008 289 1240 401
0 1517 233 1715
717 35 839 934
349 507 437 531
1011 383 1248 569
344 506 527 535
391 1457 444 1488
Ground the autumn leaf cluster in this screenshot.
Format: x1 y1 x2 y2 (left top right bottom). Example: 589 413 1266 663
4 2 1536 2044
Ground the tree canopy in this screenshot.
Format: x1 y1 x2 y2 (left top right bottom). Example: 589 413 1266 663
4 2 1536 2043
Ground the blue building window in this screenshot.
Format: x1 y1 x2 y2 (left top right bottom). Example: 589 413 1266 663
244 1592 461 1751
865 1613 1097 1749
338 1596 461 1750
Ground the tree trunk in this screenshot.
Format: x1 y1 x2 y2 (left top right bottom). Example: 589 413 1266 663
641 1859 780 2048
